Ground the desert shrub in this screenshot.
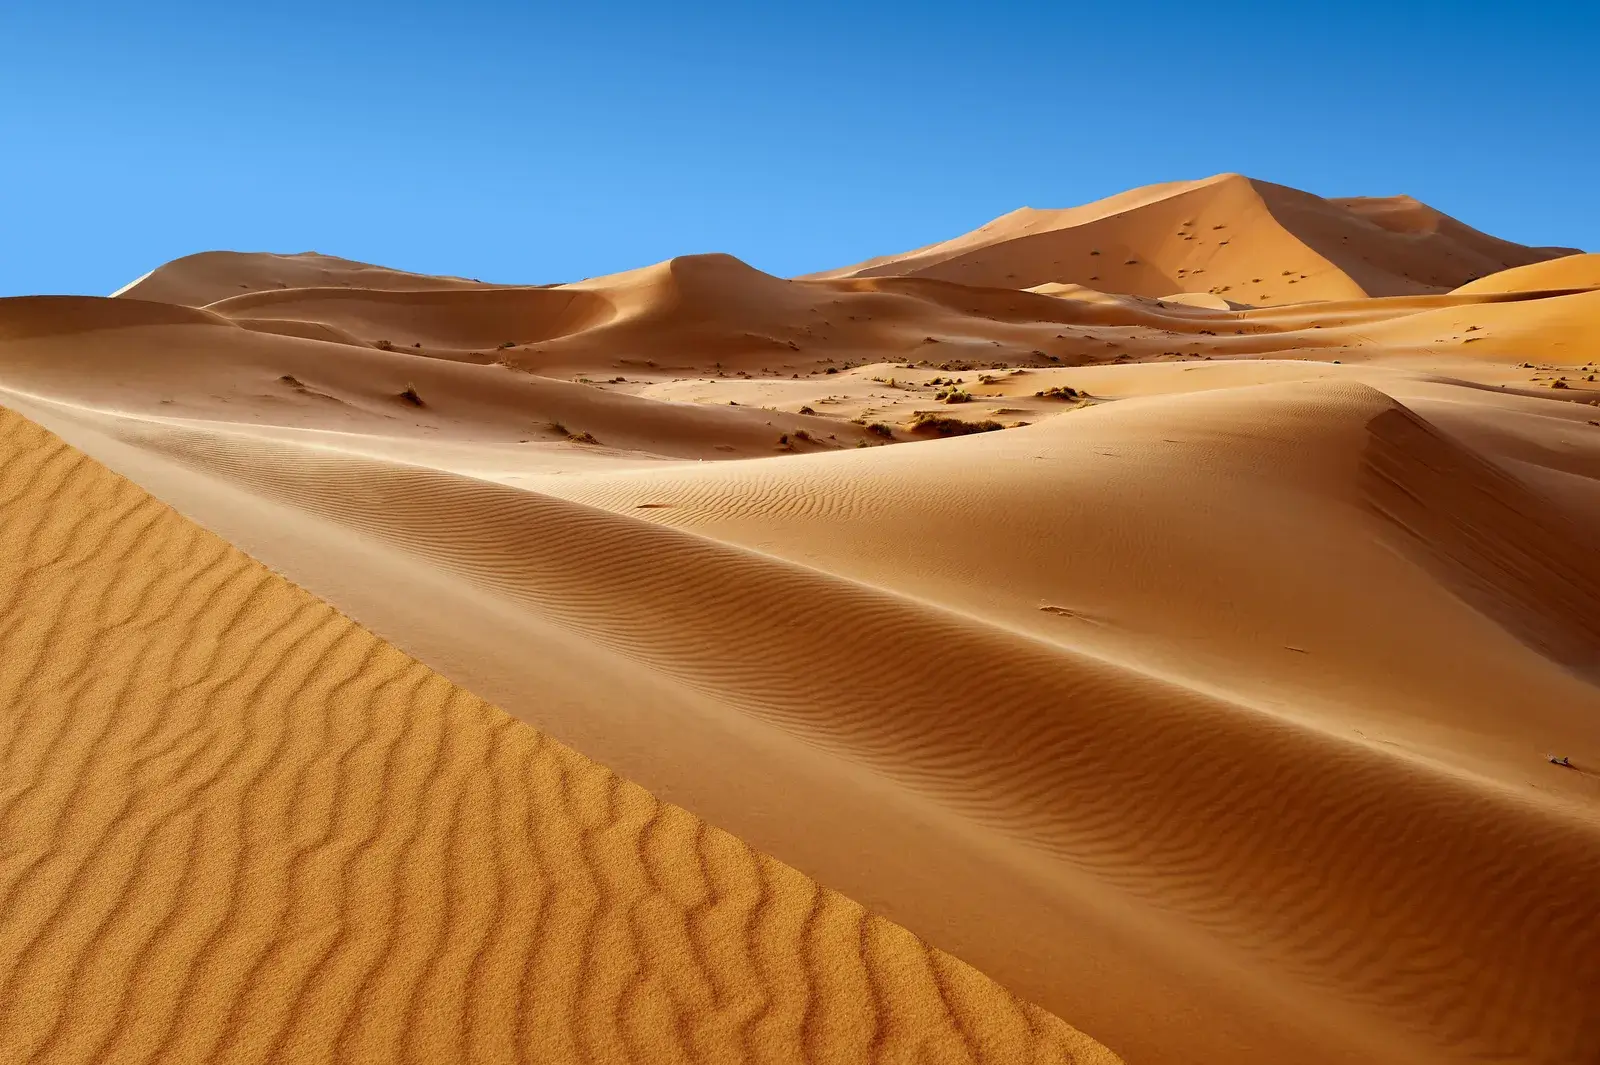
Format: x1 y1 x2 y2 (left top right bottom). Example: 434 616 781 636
397 385 424 406
1034 386 1079 400
865 422 894 438
549 424 599 443
911 412 1003 436
375 339 394 351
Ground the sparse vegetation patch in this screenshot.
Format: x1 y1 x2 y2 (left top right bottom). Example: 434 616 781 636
910 412 1003 436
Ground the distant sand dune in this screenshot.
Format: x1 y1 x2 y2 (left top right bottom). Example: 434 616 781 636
112 250 493 305
206 285 618 352
0 405 1115 1065
808 173 1576 304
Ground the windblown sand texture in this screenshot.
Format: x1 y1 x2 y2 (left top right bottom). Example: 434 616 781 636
2 172 1597 1065
0 407 1114 1065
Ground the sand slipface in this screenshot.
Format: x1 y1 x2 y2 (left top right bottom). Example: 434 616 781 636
2 173 1599 1065
0 407 1117 1065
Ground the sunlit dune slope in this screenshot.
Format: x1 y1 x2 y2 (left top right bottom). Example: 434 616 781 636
807 173 1575 304
1452 251 1600 295
0 405 1116 1065
1339 286 1600 363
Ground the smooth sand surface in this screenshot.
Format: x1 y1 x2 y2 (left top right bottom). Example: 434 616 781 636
2 176 1597 1065
0 405 1115 1065
1452 251 1600 295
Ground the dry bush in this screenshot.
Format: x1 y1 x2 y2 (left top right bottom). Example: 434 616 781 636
911 412 1003 436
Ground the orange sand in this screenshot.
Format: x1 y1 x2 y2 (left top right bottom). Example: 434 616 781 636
0 406 1114 1065
2 174 1597 1065
809 173 1576 305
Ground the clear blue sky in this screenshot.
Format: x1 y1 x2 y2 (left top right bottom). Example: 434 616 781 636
3 1 1593 296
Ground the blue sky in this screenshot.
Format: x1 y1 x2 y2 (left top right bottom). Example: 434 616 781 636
2 1 1593 296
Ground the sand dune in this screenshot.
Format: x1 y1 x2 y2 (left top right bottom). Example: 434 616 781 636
808 173 1575 304
3 181 1597 1065
1453 251 1600 295
0 405 1115 1065
170 252 1179 373
112 250 494 306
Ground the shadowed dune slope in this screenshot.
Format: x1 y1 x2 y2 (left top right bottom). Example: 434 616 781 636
808 174 1574 304
0 405 1117 1065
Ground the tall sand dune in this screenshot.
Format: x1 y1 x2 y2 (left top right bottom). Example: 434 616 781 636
808 173 1576 304
0 404 1115 1065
